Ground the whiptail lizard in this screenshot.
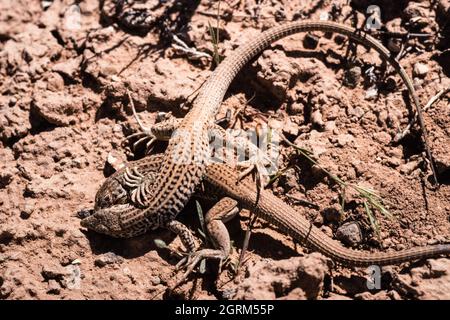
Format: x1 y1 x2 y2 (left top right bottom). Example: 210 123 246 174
99 21 433 239
81 154 449 273
79 22 447 280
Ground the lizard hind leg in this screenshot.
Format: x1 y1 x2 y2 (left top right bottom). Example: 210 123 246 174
172 197 240 288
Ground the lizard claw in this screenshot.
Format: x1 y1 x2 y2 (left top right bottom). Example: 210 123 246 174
124 89 157 154
171 249 226 289
236 156 271 190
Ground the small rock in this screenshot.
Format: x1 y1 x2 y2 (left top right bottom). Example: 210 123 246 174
413 62 429 78
399 160 420 175
323 104 340 121
373 132 391 145
0 281 13 299
41 1 53 10
61 265 81 289
279 168 297 192
287 102 304 115
427 259 448 277
386 157 402 168
334 134 354 147
348 106 365 118
47 279 60 295
393 274 422 298
107 151 126 172
94 252 124 267
20 201 35 219
32 91 82 126
344 66 362 88
311 109 324 128
52 57 81 80
150 276 161 286
281 119 299 137
41 263 68 280
46 72 64 92
355 291 390 300
324 121 337 132
365 86 378 100
220 288 237 300
296 130 328 158
278 287 307 300
234 254 330 300
336 222 362 247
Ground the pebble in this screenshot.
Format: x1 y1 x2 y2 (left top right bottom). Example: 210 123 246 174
334 134 354 147
311 109 324 128
61 265 81 289
279 168 298 192
365 86 378 100
41 263 68 280
324 104 340 120
107 151 125 172
94 252 124 267
47 280 61 295
20 200 35 219
372 132 391 145
336 222 363 247
413 62 429 78
399 159 420 175
46 72 65 92
344 66 362 88
287 102 304 115
428 259 448 277
324 121 337 132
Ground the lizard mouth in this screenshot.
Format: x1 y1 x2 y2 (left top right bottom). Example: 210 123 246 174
80 213 110 234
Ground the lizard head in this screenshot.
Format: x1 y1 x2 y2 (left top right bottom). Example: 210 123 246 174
80 204 129 238
94 177 128 210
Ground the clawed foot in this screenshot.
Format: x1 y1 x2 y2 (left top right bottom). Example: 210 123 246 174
236 157 271 190
123 89 158 154
171 249 226 289
122 131 157 155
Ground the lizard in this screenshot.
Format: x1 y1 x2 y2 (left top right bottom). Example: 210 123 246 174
80 20 440 257
80 153 450 285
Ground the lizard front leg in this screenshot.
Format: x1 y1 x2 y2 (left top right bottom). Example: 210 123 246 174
174 197 239 288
